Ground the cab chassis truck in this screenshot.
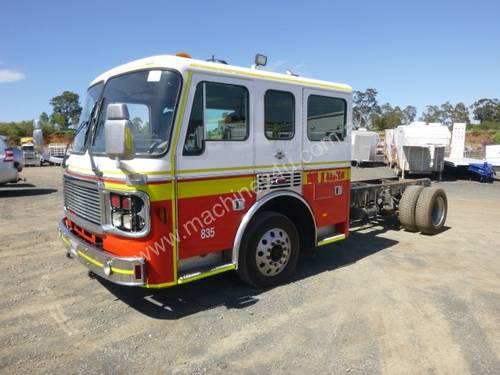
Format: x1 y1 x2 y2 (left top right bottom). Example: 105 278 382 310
59 53 447 289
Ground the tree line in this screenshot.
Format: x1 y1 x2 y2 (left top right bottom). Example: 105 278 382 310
353 88 500 131
0 91 82 144
3 88 500 145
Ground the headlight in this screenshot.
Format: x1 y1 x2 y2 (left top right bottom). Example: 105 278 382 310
109 193 146 233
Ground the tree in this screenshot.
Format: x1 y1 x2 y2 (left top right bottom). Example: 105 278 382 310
49 91 82 129
470 98 499 123
452 102 470 124
372 103 404 130
39 112 50 124
402 106 417 124
421 101 471 126
353 88 379 129
439 101 454 126
420 105 442 123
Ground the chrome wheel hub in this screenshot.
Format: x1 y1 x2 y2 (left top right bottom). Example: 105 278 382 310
432 196 446 227
255 228 291 277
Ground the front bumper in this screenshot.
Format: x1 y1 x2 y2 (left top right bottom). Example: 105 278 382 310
58 220 145 286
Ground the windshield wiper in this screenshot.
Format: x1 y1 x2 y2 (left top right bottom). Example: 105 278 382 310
86 97 105 177
61 119 89 169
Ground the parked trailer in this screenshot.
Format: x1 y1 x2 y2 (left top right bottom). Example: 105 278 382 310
351 129 380 165
59 53 448 290
485 145 500 173
41 143 66 165
388 122 451 177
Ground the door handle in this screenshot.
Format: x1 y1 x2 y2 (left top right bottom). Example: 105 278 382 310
275 150 285 160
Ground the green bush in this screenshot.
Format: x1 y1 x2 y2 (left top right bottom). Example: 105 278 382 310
479 121 500 130
0 121 33 145
491 132 500 145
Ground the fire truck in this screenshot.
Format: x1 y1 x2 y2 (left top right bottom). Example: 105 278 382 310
59 53 447 288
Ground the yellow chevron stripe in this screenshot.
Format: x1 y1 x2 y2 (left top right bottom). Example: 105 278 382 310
104 181 173 202
77 250 134 275
178 176 255 199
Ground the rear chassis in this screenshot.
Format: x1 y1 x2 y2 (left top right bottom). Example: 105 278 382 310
350 178 431 222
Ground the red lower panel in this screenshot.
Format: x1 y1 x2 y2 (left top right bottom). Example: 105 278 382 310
303 168 350 236
103 200 174 285
177 192 256 259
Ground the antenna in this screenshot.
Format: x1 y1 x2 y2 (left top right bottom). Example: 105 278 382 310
206 55 228 64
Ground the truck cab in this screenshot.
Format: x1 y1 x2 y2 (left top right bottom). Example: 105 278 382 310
59 54 353 288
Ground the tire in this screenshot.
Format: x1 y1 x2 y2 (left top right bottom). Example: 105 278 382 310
237 211 300 288
415 187 448 234
398 185 424 231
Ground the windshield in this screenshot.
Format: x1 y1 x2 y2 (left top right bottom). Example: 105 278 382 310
72 82 103 153
91 70 181 156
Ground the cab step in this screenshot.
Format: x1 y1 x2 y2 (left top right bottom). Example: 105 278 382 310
178 263 236 284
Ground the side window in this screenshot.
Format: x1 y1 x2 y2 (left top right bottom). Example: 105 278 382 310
307 95 346 141
264 90 295 140
183 81 249 155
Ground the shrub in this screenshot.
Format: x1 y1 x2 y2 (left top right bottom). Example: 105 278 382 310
491 132 500 145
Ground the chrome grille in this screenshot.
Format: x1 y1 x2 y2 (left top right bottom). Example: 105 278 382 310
63 176 102 225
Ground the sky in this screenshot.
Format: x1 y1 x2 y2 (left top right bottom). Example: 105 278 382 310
0 0 499 122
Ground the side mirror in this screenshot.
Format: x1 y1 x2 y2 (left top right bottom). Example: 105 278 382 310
105 103 134 160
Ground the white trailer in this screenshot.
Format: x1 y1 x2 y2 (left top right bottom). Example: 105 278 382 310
40 143 66 165
351 128 379 165
384 129 396 165
444 123 484 168
486 145 500 172
390 122 451 177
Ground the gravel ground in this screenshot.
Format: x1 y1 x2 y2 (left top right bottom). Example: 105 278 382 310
0 166 499 374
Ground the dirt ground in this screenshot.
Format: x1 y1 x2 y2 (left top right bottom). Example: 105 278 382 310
1 166 499 374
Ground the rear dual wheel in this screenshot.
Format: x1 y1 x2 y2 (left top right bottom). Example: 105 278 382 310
398 186 447 234
237 211 300 288
415 188 447 234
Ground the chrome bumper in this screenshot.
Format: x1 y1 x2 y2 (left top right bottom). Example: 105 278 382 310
58 220 145 286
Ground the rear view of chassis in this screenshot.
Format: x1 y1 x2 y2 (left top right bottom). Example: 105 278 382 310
350 178 447 234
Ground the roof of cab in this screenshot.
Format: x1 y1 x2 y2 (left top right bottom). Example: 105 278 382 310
89 55 352 93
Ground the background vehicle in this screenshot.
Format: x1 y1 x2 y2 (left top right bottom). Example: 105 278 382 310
385 122 451 177
11 146 25 171
59 54 448 289
0 136 20 185
20 136 41 167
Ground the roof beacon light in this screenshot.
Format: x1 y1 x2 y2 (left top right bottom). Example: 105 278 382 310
176 52 192 59
252 53 267 69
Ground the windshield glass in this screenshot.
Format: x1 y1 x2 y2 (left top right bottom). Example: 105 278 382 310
91 70 181 156
72 82 103 153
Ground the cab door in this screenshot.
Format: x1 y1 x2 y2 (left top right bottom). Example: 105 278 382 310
301 88 351 234
175 72 256 260
253 83 302 168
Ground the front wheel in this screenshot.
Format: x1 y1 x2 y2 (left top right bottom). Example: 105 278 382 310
237 211 300 288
